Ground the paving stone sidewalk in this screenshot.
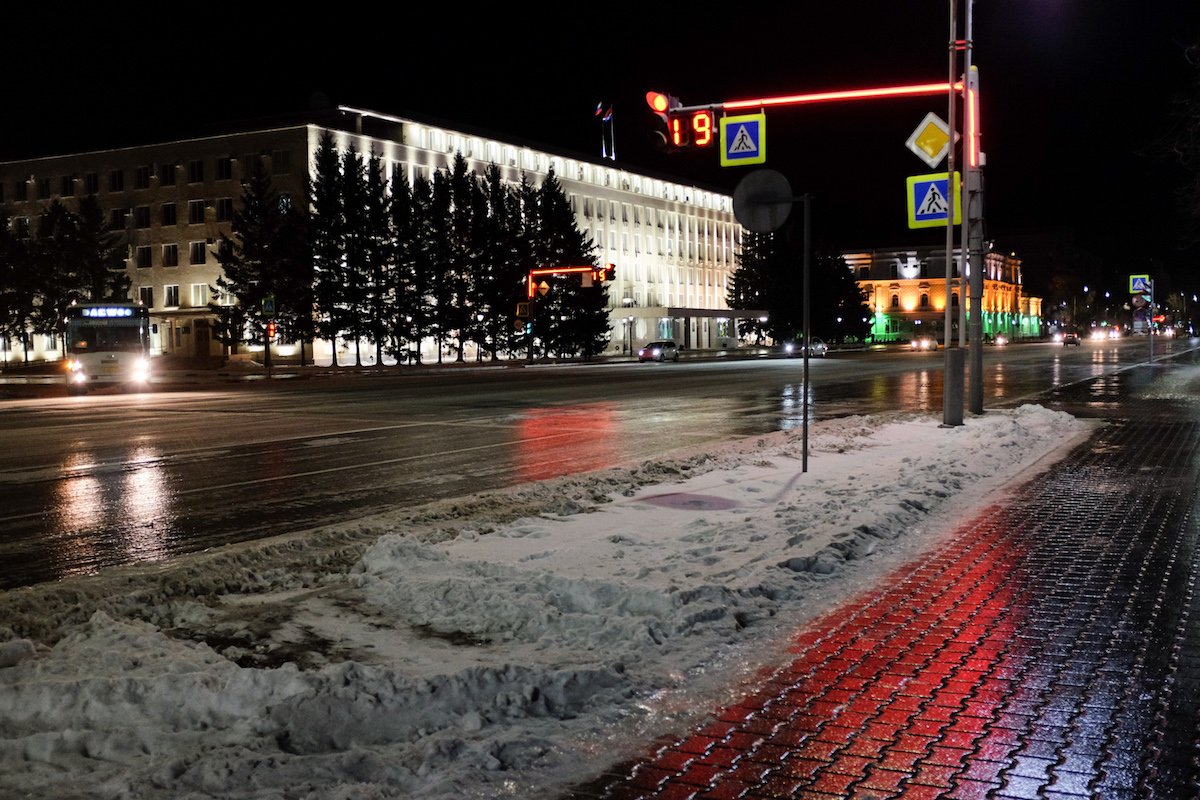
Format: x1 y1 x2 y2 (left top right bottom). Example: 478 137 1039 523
566 357 1200 799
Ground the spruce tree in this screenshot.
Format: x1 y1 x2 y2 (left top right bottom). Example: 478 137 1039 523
364 153 393 365
409 175 437 365
388 168 419 362
446 153 477 362
532 168 609 358
310 130 345 366
75 195 129 302
428 169 455 363
341 144 370 366
211 163 288 360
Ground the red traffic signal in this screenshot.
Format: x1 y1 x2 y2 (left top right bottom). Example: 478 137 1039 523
645 91 675 120
266 321 276 339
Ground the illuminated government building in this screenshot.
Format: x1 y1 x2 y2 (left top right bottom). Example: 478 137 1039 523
844 247 1043 342
0 106 744 363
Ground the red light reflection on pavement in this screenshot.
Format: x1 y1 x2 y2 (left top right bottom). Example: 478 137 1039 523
595 513 1032 798
514 403 617 482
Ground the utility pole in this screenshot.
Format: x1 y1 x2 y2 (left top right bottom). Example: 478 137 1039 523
964 0 986 414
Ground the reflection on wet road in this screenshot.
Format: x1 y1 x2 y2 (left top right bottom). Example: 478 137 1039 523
2 338 1196 589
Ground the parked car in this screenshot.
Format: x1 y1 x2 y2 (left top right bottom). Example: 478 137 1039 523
637 340 679 362
783 337 829 358
910 334 938 351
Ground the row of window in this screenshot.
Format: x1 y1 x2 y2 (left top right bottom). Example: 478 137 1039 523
116 198 236 229
134 242 211 268
137 283 231 309
888 293 961 309
1 151 292 203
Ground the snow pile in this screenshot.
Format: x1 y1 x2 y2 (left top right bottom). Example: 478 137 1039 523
0 405 1096 799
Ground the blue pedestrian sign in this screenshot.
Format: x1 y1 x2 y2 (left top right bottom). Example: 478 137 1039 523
720 113 766 167
906 172 962 229
1130 275 1152 294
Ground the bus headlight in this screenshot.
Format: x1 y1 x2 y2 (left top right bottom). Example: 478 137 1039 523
66 358 82 373
130 357 150 383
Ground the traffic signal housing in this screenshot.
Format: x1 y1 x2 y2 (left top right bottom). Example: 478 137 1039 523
645 91 715 151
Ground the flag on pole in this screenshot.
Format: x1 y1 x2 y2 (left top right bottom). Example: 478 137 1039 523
602 107 613 122
595 102 604 116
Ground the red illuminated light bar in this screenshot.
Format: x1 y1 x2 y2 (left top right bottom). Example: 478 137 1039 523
722 81 964 111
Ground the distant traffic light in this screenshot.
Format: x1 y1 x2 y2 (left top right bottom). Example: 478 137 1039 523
645 91 714 151
266 320 276 339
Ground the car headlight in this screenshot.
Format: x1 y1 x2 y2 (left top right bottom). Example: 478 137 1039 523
130 357 150 382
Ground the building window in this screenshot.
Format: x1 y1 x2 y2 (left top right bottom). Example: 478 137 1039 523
952 292 959 307
164 285 180 307
84 173 99 194
189 241 206 265
190 283 209 307
271 150 290 175
14 181 27 201
216 157 233 181
162 244 179 267
138 286 154 308
135 246 152 269
110 208 129 228
135 165 151 190
891 294 900 309
188 200 206 224
109 170 124 192
159 163 177 186
60 176 74 197
161 202 177 226
216 197 234 222
858 267 869 279
187 160 204 183
278 193 292 212
920 293 929 308
36 177 50 199
134 206 151 229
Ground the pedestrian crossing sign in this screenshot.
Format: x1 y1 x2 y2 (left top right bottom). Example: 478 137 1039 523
906 172 962 229
720 113 766 167
1129 275 1152 294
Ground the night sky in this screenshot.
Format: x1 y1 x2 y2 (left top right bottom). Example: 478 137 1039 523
6 2 1199 296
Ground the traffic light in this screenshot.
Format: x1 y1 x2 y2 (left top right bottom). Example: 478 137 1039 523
645 91 715 151
266 320 276 339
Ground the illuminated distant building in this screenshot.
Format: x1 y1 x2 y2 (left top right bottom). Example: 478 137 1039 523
843 247 1043 343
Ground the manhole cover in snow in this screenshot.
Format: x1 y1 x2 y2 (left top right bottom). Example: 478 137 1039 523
639 492 739 511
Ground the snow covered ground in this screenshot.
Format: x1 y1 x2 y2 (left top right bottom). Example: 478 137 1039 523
0 405 1097 799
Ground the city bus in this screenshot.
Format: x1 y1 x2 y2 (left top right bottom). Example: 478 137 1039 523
63 303 152 395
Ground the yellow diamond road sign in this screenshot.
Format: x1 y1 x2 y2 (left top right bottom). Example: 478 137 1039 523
906 112 956 169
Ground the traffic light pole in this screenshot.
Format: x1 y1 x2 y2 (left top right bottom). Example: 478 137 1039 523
964 1 985 414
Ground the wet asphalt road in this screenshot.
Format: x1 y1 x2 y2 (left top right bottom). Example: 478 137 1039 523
0 338 1194 591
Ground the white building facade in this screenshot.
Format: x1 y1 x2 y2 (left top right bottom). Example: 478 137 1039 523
0 107 743 364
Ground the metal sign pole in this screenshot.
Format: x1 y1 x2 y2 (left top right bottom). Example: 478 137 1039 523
802 194 811 473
